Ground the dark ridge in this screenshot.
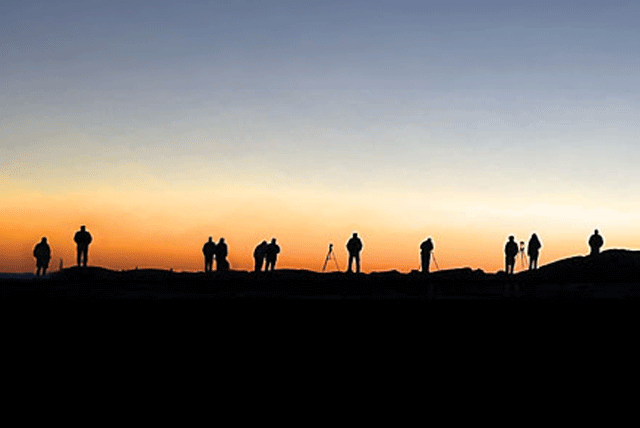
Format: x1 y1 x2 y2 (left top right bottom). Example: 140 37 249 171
2 249 640 301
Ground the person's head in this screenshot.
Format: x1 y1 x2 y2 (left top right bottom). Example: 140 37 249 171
509 235 515 241
80 225 86 231
531 233 537 238
353 232 358 238
594 229 599 235
41 237 47 243
208 236 213 242
427 237 432 242
262 240 267 245
271 238 276 244
219 238 225 243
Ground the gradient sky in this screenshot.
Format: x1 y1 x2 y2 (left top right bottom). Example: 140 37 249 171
2 0 640 273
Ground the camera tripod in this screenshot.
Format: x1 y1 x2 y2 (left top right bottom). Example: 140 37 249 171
431 252 440 270
322 243 340 272
519 241 527 270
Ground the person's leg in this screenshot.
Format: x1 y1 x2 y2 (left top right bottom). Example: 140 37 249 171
355 254 360 273
348 254 353 272
77 248 82 266
82 248 88 267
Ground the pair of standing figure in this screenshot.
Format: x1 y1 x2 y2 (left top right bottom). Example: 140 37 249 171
33 225 93 275
202 237 229 272
505 233 542 274
254 238 280 272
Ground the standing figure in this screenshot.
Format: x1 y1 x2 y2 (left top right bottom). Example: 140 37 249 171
33 237 51 276
588 229 604 256
265 238 281 271
527 233 542 270
346 232 363 273
253 241 268 272
504 235 518 275
202 237 216 273
74 225 92 267
215 238 229 271
420 237 434 273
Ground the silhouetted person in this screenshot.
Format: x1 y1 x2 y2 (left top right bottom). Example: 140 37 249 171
504 235 518 275
215 238 229 271
74 225 92 267
265 238 281 271
346 232 363 273
527 233 542 270
33 237 51 276
202 237 216 273
589 229 604 256
420 238 434 273
254 240 268 272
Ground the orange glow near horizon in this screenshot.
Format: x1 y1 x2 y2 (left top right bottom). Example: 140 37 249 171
3 187 640 274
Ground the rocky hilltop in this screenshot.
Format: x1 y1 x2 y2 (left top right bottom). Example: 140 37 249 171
2 249 640 300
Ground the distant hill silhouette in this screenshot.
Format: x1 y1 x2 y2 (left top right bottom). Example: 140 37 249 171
518 249 640 283
2 250 640 300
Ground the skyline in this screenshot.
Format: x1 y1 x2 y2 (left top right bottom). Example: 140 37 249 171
3 0 640 273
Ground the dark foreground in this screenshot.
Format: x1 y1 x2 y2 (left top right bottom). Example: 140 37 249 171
3 249 640 301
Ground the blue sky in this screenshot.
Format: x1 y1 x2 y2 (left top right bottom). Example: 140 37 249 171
4 0 640 189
